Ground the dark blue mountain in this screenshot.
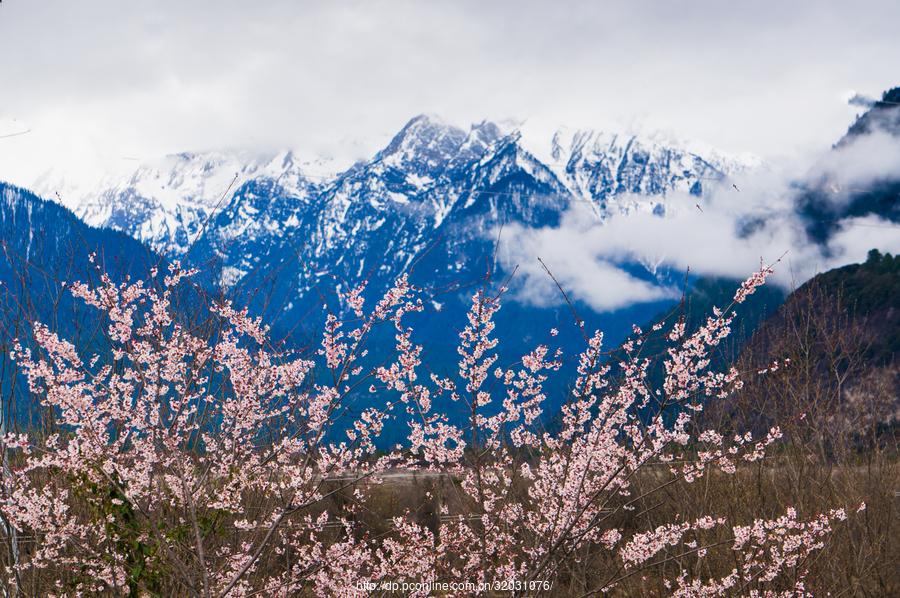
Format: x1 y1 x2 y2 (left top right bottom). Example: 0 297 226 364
0 182 162 427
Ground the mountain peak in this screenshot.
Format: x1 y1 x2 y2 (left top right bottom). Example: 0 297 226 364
407 112 446 126
377 114 469 171
469 120 504 144
842 85 900 143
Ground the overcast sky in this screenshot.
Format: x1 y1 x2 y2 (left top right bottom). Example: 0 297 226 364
1 0 898 188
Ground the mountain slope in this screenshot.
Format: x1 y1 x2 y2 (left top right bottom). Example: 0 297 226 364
717 249 900 442
21 117 757 441
749 249 899 366
36 150 322 256
0 182 163 425
0 182 160 303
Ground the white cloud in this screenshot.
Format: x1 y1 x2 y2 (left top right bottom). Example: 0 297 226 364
500 233 678 311
822 216 900 267
802 131 900 206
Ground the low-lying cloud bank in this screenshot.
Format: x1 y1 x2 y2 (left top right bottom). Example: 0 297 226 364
498 129 900 312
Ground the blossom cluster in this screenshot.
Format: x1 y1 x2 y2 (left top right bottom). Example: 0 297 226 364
0 261 855 596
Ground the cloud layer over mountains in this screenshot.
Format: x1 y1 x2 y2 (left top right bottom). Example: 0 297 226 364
500 128 900 311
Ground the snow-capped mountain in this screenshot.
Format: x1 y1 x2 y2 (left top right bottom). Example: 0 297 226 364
536 127 743 216
160 117 755 343
38 115 755 266
35 150 321 255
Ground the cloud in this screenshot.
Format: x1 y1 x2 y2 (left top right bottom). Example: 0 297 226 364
498 127 900 310
846 92 877 109
1 0 900 189
821 216 900 267
499 229 678 311
499 194 798 311
804 131 900 203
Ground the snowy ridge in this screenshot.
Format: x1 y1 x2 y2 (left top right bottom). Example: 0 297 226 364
35 116 759 294
517 125 757 218
35 150 318 255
